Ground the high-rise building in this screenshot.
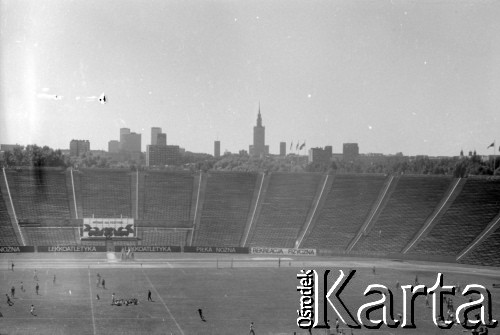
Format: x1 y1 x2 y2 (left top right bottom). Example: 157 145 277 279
121 132 141 153
343 143 359 161
214 141 221 158
151 127 162 145
157 133 167 146
69 140 90 157
146 145 180 166
249 104 267 157
150 127 167 146
120 128 130 144
308 146 332 165
280 142 286 157
108 140 120 153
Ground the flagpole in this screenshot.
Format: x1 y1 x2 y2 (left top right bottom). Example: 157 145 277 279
487 141 496 175
492 140 497 176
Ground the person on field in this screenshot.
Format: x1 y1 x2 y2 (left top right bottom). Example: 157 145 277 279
148 290 153 302
198 308 206 322
6 294 14 306
249 321 255 335
35 283 39 295
30 304 36 316
11 286 15 298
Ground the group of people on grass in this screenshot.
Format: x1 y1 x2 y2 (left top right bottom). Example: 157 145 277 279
120 247 134 261
2 264 39 317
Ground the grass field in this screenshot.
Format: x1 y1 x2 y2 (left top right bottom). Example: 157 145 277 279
0 254 499 335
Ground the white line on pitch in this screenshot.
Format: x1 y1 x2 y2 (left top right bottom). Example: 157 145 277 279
142 268 185 335
87 268 97 335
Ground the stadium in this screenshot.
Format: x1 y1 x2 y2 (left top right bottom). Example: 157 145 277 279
2 0 500 334
0 167 499 334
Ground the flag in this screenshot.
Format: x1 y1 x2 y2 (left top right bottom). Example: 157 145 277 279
290 141 293 150
299 142 306 150
296 142 299 150
487 142 494 149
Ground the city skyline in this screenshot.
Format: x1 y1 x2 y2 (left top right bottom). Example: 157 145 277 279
1 1 499 157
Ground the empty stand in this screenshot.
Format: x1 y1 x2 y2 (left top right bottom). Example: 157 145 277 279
0 170 22 245
411 178 500 257
22 227 78 246
0 181 13 229
78 169 132 218
459 224 500 267
247 173 322 248
2 166 500 269
354 175 452 255
5 169 71 226
194 172 257 247
140 171 194 225
139 228 188 246
302 174 386 252
0 226 19 245
0 196 19 245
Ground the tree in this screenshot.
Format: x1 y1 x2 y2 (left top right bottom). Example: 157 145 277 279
2 145 67 167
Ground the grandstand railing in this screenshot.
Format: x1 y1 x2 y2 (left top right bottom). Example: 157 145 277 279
2 168 25 245
456 211 500 261
247 173 323 248
402 177 462 254
410 177 500 257
301 174 386 252
353 175 453 255
70 168 78 219
457 223 500 267
190 172 203 246
295 174 329 248
135 170 139 219
346 174 395 253
194 172 257 247
241 172 265 246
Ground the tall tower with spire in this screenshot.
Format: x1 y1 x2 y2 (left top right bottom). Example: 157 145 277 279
250 103 268 157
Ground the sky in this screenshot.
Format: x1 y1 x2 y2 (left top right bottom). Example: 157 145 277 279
1 0 499 157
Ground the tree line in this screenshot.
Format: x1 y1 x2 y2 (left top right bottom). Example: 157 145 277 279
1 145 498 176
